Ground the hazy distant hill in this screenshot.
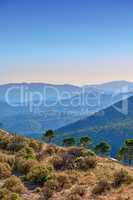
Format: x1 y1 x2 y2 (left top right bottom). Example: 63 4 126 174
56 95 133 156
0 81 133 138
0 83 81 103
0 83 81 135
1 88 131 137
87 80 133 93
1 81 133 103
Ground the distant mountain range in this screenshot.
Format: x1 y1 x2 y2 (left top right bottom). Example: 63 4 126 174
0 80 133 102
0 83 81 103
56 94 133 157
86 80 133 93
0 80 133 138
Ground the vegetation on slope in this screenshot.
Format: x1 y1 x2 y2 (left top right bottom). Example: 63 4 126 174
0 130 132 200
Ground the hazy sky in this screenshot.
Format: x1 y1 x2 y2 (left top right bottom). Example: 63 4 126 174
0 0 133 85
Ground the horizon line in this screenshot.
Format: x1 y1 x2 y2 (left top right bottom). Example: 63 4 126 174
0 80 133 87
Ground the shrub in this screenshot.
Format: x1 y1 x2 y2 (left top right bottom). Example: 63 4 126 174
67 185 86 200
0 140 8 150
10 134 26 143
21 159 38 174
37 145 59 161
0 153 15 167
52 153 96 171
75 156 97 170
43 179 58 193
66 147 83 157
0 188 21 200
45 145 59 155
51 156 64 170
81 149 96 157
45 172 71 191
0 188 9 200
28 140 42 152
0 188 19 200
7 142 26 152
14 157 24 172
3 176 26 194
0 162 11 179
67 147 95 158
14 158 38 174
41 187 53 200
0 153 7 163
113 169 132 187
10 193 21 200
42 172 72 200
26 164 54 185
56 172 71 190
0 135 10 149
52 155 75 170
42 176 70 199
92 179 111 195
16 146 36 160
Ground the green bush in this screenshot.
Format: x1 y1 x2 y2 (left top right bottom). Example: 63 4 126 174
21 159 38 174
14 158 38 174
0 153 15 167
16 146 36 160
26 164 54 185
3 176 26 194
42 172 72 200
10 193 21 200
0 188 10 200
81 149 95 157
75 156 97 170
0 188 21 200
67 147 95 158
0 162 11 179
45 172 71 191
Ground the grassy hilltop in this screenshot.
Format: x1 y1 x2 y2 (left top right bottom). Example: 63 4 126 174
0 129 132 200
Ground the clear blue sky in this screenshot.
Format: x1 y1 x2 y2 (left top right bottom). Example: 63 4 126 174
0 0 133 84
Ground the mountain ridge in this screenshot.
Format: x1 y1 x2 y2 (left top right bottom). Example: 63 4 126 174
56 94 133 156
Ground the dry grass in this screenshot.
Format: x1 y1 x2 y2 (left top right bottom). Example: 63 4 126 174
0 130 132 200
40 151 133 200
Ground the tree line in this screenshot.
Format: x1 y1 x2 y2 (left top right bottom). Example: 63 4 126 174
42 129 133 165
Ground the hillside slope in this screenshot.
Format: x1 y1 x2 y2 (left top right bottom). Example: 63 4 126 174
56 95 133 156
0 130 132 200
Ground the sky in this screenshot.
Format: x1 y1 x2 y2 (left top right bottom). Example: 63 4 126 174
0 0 133 85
